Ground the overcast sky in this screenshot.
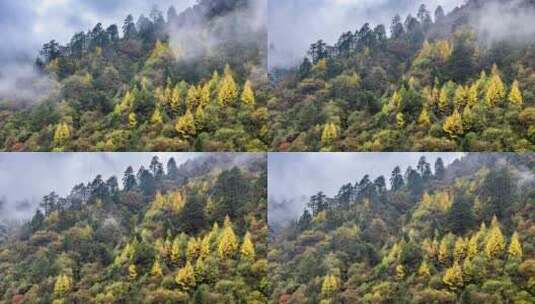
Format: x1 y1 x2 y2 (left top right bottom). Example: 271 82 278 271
0 153 200 219
268 152 463 225
269 0 466 68
0 0 194 63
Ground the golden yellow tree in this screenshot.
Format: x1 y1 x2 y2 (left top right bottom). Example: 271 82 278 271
199 83 211 107
467 83 479 107
54 122 71 146
186 237 201 261
186 85 201 110
241 80 255 105
53 274 72 297
199 235 210 259
175 261 196 291
240 231 255 260
150 107 163 125
418 261 431 277
321 123 338 148
485 216 505 258
485 65 505 106
320 274 339 299
396 112 405 128
467 234 479 259
417 108 431 126
114 90 135 114
170 84 183 115
508 80 523 105
151 258 163 277
443 110 464 138
438 237 450 265
438 85 450 114
217 217 238 259
175 110 196 138
128 264 137 281
217 65 238 105
128 112 137 129
395 264 405 280
443 261 463 289
508 231 523 258
453 237 467 262
454 85 468 109
170 237 183 265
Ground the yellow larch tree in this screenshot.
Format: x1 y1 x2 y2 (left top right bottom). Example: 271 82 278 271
395 264 406 280
240 231 255 260
321 122 338 148
467 83 479 107
170 237 183 265
54 122 71 147
467 234 479 259
443 261 463 289
485 216 506 259
320 274 339 300
418 260 431 277
53 274 72 297
438 237 450 265
175 261 196 291
396 112 405 128
454 85 468 110
186 237 201 261
241 80 255 105
443 110 464 138
217 217 238 259
508 231 522 259
150 107 164 125
128 112 137 129
453 237 467 262
485 65 505 106
217 65 238 105
151 258 163 277
508 80 523 105
175 110 196 138
128 264 137 281
417 107 431 127
170 84 183 115
186 85 201 110
199 235 211 259
438 85 450 114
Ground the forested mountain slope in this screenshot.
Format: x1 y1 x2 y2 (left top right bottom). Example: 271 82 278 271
269 153 535 303
0 0 268 152
268 0 535 151
0 153 268 303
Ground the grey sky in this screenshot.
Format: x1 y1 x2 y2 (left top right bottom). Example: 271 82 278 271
268 153 463 225
0 153 200 219
269 0 466 68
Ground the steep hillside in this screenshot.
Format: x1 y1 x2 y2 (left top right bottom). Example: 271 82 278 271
268 0 535 151
0 0 268 152
0 153 268 303
269 153 535 303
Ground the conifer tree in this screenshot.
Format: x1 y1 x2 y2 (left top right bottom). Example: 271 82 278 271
454 85 468 109
443 261 463 289
171 237 183 265
54 122 71 146
240 231 255 260
485 216 505 258
443 110 463 138
467 234 479 259
241 80 255 105
128 112 137 129
453 237 466 262
508 80 523 105
467 83 478 107
175 261 196 291
150 107 163 124
438 237 450 264
186 237 201 261
175 110 196 138
186 85 201 110
438 85 450 114
170 84 183 115
321 122 338 148
396 264 405 280
396 112 405 128
151 258 163 277
217 217 238 259
320 274 339 300
128 264 137 281
417 108 431 126
485 65 505 106
418 261 431 277
508 231 522 258
217 65 238 105
53 274 72 297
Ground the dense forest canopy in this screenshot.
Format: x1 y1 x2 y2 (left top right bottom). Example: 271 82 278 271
269 153 535 303
0 153 268 303
268 0 535 152
0 0 268 152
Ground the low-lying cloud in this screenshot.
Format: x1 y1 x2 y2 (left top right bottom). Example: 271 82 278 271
268 153 463 228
